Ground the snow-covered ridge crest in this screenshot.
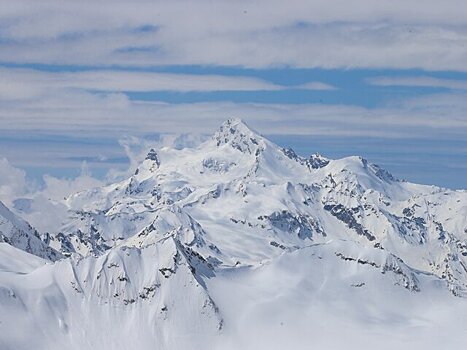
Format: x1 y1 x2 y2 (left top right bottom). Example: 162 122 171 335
1 118 467 349
212 117 267 155
0 200 61 261
43 119 467 296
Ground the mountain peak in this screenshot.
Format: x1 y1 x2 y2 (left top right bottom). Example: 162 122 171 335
212 118 265 155
145 148 160 162
134 148 161 177
0 200 62 261
308 153 330 169
221 117 250 129
215 118 257 137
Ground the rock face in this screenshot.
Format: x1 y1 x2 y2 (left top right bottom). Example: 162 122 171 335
50 118 467 294
0 118 467 349
0 200 61 261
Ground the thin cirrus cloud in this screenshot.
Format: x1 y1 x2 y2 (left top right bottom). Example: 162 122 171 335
294 82 338 91
1 86 466 138
368 76 467 90
0 66 465 138
1 92 466 190
1 1 467 70
0 0 467 190
0 67 336 98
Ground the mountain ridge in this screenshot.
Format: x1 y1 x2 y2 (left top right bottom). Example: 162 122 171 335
42 118 467 295
0 118 466 349
0 200 62 261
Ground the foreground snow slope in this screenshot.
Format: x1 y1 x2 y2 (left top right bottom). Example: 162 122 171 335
209 241 467 350
1 118 466 349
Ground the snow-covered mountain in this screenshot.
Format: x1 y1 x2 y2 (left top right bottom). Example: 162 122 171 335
0 200 61 261
1 118 466 349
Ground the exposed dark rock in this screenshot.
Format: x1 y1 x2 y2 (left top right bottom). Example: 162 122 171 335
324 204 376 241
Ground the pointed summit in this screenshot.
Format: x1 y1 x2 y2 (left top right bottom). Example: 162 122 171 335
145 148 160 164
307 153 330 169
213 118 260 141
212 118 265 155
134 148 160 176
217 118 256 133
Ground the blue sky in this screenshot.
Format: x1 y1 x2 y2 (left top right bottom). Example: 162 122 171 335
0 0 466 190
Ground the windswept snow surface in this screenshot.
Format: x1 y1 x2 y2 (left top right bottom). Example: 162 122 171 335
1 118 467 349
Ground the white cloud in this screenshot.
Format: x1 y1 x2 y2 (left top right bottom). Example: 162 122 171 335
104 136 154 181
295 82 337 90
1 82 465 139
22 163 102 232
0 158 30 207
368 76 467 90
0 133 208 232
1 1 467 70
0 157 104 232
1 83 466 230
1 0 467 207
0 68 289 99
41 162 103 201
106 133 209 182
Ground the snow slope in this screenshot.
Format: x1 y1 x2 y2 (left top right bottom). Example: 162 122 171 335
209 240 467 350
1 118 466 349
0 200 61 261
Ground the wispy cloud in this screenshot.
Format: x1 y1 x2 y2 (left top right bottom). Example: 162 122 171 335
1 80 465 139
0 157 30 203
0 67 337 99
368 76 467 90
294 82 338 90
1 0 466 192
0 157 104 232
0 68 283 96
1 1 467 70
